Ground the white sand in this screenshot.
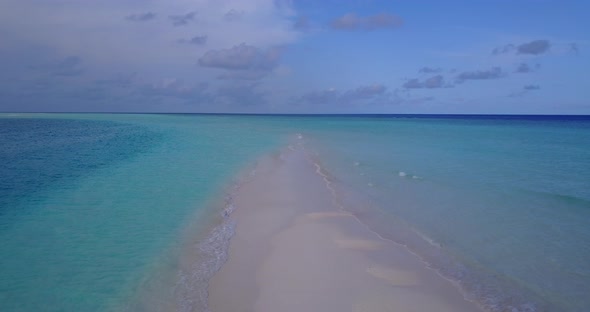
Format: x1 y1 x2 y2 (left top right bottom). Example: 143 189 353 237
208 145 483 312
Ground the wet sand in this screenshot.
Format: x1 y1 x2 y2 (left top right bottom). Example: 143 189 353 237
208 144 483 312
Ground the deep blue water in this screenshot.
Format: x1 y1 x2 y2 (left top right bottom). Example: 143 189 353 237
0 119 161 218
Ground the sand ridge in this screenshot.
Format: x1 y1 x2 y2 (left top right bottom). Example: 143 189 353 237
207 144 483 312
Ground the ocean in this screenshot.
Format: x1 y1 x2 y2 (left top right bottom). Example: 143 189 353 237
0 114 589 312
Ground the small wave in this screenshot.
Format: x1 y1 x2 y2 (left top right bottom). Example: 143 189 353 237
397 171 422 180
174 156 266 312
173 162 260 312
411 228 442 248
222 203 235 218
175 214 236 312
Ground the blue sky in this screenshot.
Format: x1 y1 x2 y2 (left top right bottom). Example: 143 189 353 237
0 0 588 114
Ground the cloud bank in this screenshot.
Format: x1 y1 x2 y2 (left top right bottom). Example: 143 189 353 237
403 75 449 89
456 67 504 82
493 40 551 55
199 44 281 71
125 12 157 22
169 12 197 26
331 13 403 31
178 36 208 46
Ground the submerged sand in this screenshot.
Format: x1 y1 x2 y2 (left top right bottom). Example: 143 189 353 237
208 142 483 312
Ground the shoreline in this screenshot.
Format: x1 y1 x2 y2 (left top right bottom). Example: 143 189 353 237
207 140 483 312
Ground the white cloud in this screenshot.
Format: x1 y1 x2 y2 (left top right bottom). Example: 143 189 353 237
0 0 299 79
0 0 301 111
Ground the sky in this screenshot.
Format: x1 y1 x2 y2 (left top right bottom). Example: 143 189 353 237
0 0 588 114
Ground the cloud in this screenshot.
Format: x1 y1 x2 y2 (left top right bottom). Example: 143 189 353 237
569 43 580 55
493 40 551 55
518 40 550 55
178 35 208 46
169 12 196 26
419 67 442 73
224 9 244 21
331 13 403 31
0 0 300 112
125 12 156 22
509 85 541 97
403 75 449 89
456 67 504 82
198 43 281 71
331 13 361 30
198 44 284 81
515 63 540 73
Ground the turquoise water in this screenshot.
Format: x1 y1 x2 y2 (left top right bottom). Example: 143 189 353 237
0 114 285 311
299 116 590 312
1 114 589 312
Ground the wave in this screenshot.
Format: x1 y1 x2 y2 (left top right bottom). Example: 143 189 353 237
173 165 258 312
175 213 235 312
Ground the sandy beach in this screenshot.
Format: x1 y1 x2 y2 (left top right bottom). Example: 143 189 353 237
208 142 483 312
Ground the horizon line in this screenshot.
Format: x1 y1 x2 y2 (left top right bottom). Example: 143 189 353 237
1 112 590 117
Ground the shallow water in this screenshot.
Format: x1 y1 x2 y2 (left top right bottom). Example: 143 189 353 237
1 114 589 312
0 114 284 311
300 116 590 312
